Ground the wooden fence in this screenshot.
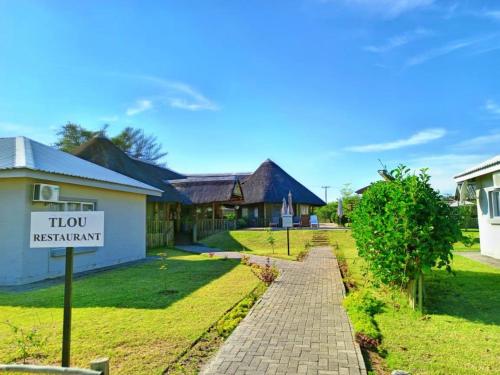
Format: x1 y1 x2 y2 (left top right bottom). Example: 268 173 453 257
195 219 236 241
0 357 109 374
146 220 174 248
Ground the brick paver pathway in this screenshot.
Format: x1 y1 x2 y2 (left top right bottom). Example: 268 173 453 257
201 247 366 375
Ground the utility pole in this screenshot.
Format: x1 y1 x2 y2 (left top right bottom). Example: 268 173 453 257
321 186 331 203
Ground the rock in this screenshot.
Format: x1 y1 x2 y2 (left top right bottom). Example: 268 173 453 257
391 371 410 375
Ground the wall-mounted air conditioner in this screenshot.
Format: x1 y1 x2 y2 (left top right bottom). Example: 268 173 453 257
33 183 60 202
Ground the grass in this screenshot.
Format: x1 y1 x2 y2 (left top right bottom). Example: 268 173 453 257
0 249 260 374
453 229 480 252
200 229 323 260
333 230 500 375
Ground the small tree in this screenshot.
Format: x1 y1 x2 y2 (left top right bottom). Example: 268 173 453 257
351 166 462 310
266 229 276 254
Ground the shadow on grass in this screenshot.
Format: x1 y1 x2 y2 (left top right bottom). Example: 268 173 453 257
200 231 249 252
0 251 239 310
425 269 500 326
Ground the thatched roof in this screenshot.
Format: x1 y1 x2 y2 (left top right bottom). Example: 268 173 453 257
241 159 325 206
168 176 244 204
73 136 189 203
74 138 324 207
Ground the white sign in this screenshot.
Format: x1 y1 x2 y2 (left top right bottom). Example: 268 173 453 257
282 214 293 228
30 211 104 248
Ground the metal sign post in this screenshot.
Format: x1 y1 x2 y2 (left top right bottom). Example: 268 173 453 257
61 246 74 367
30 211 104 368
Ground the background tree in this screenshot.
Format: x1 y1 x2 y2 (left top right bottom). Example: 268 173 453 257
54 123 167 164
339 183 361 225
351 166 462 310
111 127 167 163
54 122 107 153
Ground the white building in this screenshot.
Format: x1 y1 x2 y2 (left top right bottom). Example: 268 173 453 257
454 155 500 260
0 137 161 285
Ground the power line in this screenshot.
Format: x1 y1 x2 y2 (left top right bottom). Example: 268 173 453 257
321 185 331 203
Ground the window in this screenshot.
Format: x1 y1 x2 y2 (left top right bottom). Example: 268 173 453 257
242 207 249 217
45 201 95 212
254 207 259 218
490 191 500 218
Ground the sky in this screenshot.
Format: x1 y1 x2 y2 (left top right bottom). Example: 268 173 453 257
0 0 499 201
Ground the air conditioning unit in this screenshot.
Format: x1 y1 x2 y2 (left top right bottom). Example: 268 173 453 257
493 172 500 188
33 184 60 202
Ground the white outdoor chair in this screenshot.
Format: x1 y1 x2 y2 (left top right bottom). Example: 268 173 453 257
310 215 319 228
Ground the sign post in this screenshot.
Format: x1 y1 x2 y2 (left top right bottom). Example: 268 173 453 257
282 214 292 256
61 246 73 367
30 211 104 367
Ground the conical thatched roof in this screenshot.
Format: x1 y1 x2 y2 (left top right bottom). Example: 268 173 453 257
73 136 189 203
241 159 325 206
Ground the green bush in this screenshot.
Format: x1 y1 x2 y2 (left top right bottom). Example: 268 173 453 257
343 290 382 341
216 291 262 338
351 166 462 309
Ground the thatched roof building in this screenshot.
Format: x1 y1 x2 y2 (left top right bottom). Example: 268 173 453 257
74 137 324 209
241 159 324 206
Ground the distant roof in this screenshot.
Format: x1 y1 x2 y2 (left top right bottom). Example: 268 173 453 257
169 178 244 204
241 159 325 206
0 136 162 195
454 155 500 182
73 136 189 203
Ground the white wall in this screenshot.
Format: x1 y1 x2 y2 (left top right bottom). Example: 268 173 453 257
0 177 147 285
476 174 500 259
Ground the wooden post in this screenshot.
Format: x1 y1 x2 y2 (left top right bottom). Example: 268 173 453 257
287 227 290 256
418 272 424 311
90 357 110 375
62 247 74 367
263 203 267 227
193 220 198 243
212 203 215 233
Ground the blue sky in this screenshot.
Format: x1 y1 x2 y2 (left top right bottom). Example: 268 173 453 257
1 0 499 200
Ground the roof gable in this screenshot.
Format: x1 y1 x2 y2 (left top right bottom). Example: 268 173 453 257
0 137 161 194
241 159 325 206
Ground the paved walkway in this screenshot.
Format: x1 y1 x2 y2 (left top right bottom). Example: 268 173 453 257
458 251 500 268
201 247 366 375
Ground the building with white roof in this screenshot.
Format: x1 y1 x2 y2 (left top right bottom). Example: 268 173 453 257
455 155 500 259
0 136 162 285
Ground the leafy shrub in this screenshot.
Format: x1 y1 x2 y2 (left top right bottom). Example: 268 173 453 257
236 218 249 228
351 166 462 309
216 289 263 338
4 321 48 363
240 255 251 266
251 258 279 285
296 250 308 262
343 290 383 345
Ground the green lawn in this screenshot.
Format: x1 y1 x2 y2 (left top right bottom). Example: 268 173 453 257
200 229 322 260
453 229 480 252
333 230 500 375
0 249 260 374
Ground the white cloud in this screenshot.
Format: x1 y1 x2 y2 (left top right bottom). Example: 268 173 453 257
455 131 500 149
346 128 446 152
323 0 434 18
484 99 500 116
126 99 152 116
481 10 500 21
406 37 484 66
407 153 488 193
364 28 432 53
120 75 219 112
164 81 219 112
